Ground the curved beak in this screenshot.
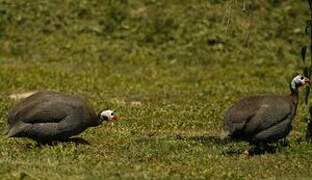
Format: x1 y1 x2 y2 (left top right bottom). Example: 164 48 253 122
304 77 311 85
107 115 118 123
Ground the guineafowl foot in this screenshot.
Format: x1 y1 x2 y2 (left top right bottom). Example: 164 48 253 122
242 149 250 156
242 146 264 156
244 143 276 155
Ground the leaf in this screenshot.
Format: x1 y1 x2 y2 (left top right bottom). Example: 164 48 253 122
306 20 312 36
302 46 307 63
305 25 309 35
304 66 310 77
311 45 312 65
305 86 311 105
309 105 312 114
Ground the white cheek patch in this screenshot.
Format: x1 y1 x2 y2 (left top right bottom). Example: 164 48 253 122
100 110 114 120
291 75 307 90
291 80 297 90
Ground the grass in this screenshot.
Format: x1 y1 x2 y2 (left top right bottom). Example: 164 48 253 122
0 0 312 179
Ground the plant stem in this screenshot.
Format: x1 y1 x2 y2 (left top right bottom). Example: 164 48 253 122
310 0 312 69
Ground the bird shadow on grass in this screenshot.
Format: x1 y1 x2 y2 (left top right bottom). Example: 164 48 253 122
175 134 233 145
56 137 91 145
223 140 291 156
175 134 288 156
41 137 91 146
175 134 244 155
19 137 91 149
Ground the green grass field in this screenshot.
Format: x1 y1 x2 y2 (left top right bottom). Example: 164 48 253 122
1 0 312 179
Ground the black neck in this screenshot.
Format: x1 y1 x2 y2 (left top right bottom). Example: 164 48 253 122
289 83 299 104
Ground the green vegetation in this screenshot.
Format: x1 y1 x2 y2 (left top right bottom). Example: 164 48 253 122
0 0 312 179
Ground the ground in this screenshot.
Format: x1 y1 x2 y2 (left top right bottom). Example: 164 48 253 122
0 0 312 179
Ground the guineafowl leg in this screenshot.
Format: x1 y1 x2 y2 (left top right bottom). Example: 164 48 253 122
279 137 288 147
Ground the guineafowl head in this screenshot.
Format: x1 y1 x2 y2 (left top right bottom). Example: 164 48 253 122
291 74 310 90
290 74 310 95
98 109 118 123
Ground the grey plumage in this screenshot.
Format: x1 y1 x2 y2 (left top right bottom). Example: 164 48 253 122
6 91 110 143
223 75 310 151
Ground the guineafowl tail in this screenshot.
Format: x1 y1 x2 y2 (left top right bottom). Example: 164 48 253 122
220 130 231 140
6 128 17 138
5 123 28 138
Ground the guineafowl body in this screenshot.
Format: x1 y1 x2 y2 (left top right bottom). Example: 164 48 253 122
6 91 117 143
223 75 310 152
